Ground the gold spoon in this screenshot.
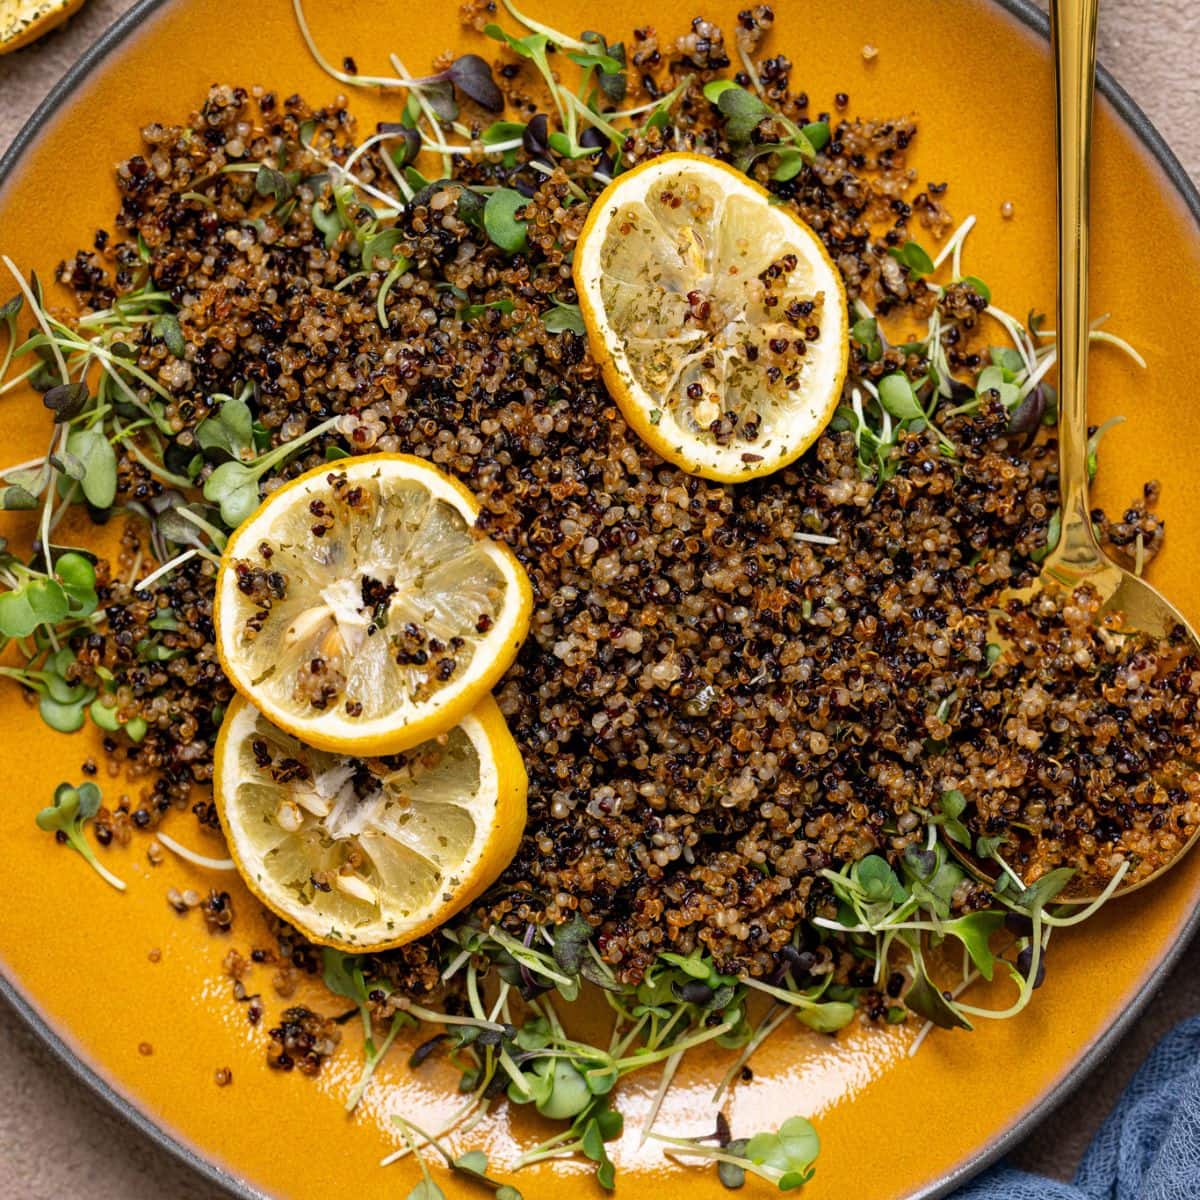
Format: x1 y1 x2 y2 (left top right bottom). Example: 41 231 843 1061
949 0 1200 903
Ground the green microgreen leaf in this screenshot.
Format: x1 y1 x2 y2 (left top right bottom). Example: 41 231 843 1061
944 911 1004 981
196 392 255 461
542 300 585 335
887 240 935 278
460 298 515 321
904 966 971 1030
361 227 406 269
961 275 992 303
255 164 298 203
851 317 883 362
152 313 186 357
877 373 924 422
1031 507 1061 564
483 188 529 255
712 84 774 145
1 485 38 510
35 781 125 890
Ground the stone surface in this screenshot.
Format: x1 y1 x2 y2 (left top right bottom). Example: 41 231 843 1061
1 1 1198 1196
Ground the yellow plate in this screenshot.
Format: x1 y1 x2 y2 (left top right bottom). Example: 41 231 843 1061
2 1 1200 1198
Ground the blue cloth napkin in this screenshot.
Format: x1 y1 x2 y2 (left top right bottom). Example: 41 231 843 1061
953 1016 1200 1200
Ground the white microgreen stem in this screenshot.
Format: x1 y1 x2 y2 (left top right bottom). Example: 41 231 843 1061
736 39 765 97
389 52 452 179
1042 860 1130 927
1016 346 1058 402
134 548 198 592
251 414 342 477
154 831 235 870
345 1012 406 1111
500 0 589 49
377 258 408 330
738 974 827 1008
70 830 127 892
653 1140 781 1188
342 130 405 175
639 1047 685 1146
1 256 69 386
610 1010 649 1059
560 90 625 144
485 926 574 985
109 416 194 488
488 980 510 1023
932 213 976 274
392 997 508 1033
380 1089 489 1167
713 1003 790 1104
605 84 686 122
323 159 404 216
516 1128 577 1160
957 919 1048 1021
1088 329 1147 368
989 850 1028 891
292 0 409 89
613 1019 733 1071
0 362 39 396
376 149 415 204
984 304 1038 376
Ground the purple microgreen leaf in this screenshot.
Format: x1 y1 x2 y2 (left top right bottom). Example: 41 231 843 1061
523 112 550 160
42 381 89 422
418 78 459 122
449 54 504 112
378 122 422 168
1007 384 1046 449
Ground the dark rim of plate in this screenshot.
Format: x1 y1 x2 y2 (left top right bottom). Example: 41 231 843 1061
1 2 1198 1198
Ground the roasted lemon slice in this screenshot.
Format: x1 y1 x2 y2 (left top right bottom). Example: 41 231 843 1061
214 693 527 950
574 152 848 482
214 453 531 756
0 0 84 54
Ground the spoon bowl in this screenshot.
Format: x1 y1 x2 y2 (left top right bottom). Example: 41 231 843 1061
946 0 1200 904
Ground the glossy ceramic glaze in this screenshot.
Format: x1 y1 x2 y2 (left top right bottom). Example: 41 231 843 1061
2 2 1200 1198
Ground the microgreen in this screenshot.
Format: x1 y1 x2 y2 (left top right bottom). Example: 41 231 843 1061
541 301 585 334
36 781 125 891
703 82 817 173
152 312 186 356
1030 507 1062 564
196 391 255 461
653 1115 820 1191
851 316 883 362
929 788 970 847
42 380 89 422
877 373 925 422
483 188 529 255
0 551 97 640
461 299 516 321
202 415 342 527
888 241 936 279
323 948 413 1111
1086 415 1125 482
65 427 117 508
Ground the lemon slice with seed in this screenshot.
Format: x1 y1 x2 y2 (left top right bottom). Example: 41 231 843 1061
574 152 849 482
214 693 527 950
214 453 532 756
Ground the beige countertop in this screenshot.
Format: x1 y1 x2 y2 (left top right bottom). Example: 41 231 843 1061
2 1 1199 1196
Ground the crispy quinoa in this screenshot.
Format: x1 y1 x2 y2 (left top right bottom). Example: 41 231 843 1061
52 18 1199 998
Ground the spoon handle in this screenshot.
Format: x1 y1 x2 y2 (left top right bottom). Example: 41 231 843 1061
1050 0 1102 564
